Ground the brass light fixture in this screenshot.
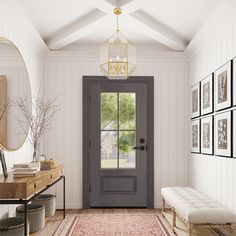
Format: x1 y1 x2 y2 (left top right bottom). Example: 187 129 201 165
100 8 136 79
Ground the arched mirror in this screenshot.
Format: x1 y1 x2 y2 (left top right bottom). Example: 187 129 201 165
0 38 32 151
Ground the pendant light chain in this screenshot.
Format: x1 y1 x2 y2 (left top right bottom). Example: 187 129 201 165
117 13 119 31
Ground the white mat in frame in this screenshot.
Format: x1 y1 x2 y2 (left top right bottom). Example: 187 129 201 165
191 119 201 153
201 115 214 155
215 110 232 157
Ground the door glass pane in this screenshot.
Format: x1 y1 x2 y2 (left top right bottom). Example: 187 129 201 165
101 93 118 130
119 93 136 130
119 131 136 168
100 92 136 170
101 131 118 169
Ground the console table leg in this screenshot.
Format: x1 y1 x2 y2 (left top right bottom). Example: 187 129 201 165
24 203 28 236
63 175 65 219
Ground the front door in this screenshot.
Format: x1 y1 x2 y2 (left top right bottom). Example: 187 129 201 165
83 76 154 208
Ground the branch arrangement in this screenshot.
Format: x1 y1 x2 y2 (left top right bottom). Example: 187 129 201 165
16 95 60 162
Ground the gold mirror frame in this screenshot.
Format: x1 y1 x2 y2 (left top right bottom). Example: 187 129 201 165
0 37 32 151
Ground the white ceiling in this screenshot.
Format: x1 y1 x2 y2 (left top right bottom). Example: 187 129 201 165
18 0 222 51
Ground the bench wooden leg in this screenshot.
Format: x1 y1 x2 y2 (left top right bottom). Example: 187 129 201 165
162 197 165 217
229 223 235 236
172 208 176 232
188 223 193 236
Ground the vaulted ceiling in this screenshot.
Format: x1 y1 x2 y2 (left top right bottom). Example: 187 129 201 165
18 0 222 51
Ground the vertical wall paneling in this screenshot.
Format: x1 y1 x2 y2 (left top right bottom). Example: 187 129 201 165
186 0 236 213
44 52 189 208
0 0 47 218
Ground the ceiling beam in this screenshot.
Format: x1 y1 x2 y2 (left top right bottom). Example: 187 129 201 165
90 0 187 50
124 10 187 51
47 0 187 50
47 10 112 50
122 0 143 14
87 0 114 13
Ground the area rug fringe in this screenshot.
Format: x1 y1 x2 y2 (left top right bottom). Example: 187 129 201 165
53 215 78 236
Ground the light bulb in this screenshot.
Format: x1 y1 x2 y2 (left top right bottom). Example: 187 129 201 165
109 58 112 62
123 58 126 62
117 55 120 61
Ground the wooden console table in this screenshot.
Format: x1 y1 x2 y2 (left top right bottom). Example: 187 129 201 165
0 164 65 236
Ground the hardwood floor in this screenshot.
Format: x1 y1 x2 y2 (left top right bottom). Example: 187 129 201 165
30 210 77 236
30 209 160 236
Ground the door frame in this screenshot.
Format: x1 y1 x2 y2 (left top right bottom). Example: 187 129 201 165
83 76 154 208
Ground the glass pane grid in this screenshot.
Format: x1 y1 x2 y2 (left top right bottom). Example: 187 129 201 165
100 92 136 169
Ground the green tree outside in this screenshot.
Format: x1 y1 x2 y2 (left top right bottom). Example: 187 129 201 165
101 93 136 154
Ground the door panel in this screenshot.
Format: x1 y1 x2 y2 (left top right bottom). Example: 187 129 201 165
89 83 147 207
83 76 154 208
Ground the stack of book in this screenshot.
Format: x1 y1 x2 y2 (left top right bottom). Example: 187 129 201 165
12 163 40 178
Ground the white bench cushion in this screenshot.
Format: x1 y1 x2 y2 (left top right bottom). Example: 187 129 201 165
161 187 236 224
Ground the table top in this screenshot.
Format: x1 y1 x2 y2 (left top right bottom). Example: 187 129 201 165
0 164 64 199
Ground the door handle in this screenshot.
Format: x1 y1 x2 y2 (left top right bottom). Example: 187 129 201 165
133 146 145 151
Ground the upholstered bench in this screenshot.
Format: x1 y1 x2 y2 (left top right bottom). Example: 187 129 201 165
161 187 236 235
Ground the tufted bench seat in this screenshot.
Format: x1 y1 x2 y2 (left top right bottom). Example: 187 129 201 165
161 187 236 235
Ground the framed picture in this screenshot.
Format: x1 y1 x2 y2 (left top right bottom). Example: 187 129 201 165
201 74 213 115
214 110 232 157
201 116 213 155
233 58 236 106
191 119 200 153
214 61 232 111
233 110 236 157
191 83 200 118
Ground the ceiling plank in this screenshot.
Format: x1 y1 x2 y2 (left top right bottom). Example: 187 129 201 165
47 11 112 50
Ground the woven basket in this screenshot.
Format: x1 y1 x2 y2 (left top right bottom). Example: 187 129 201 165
0 217 27 236
16 203 45 233
32 194 56 217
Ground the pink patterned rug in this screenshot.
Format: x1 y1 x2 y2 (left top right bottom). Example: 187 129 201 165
54 213 169 236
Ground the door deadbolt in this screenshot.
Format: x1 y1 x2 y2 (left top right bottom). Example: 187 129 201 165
139 138 145 143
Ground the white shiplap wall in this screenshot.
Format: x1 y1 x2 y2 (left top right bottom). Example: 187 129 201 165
43 50 189 208
0 0 47 218
187 0 236 213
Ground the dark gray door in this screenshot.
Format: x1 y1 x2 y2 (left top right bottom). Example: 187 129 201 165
83 77 154 208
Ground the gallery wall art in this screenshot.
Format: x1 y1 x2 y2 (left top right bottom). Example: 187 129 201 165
214 111 231 157
201 74 213 116
191 119 200 153
191 83 200 118
201 116 213 155
191 59 236 159
214 61 232 111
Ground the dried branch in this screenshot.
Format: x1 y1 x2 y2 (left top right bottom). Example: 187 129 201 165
0 99 11 122
15 94 61 162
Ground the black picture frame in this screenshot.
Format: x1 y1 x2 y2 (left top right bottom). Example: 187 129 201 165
201 73 214 116
191 119 201 153
201 115 214 155
214 110 232 158
191 82 201 119
0 149 8 178
214 60 232 112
